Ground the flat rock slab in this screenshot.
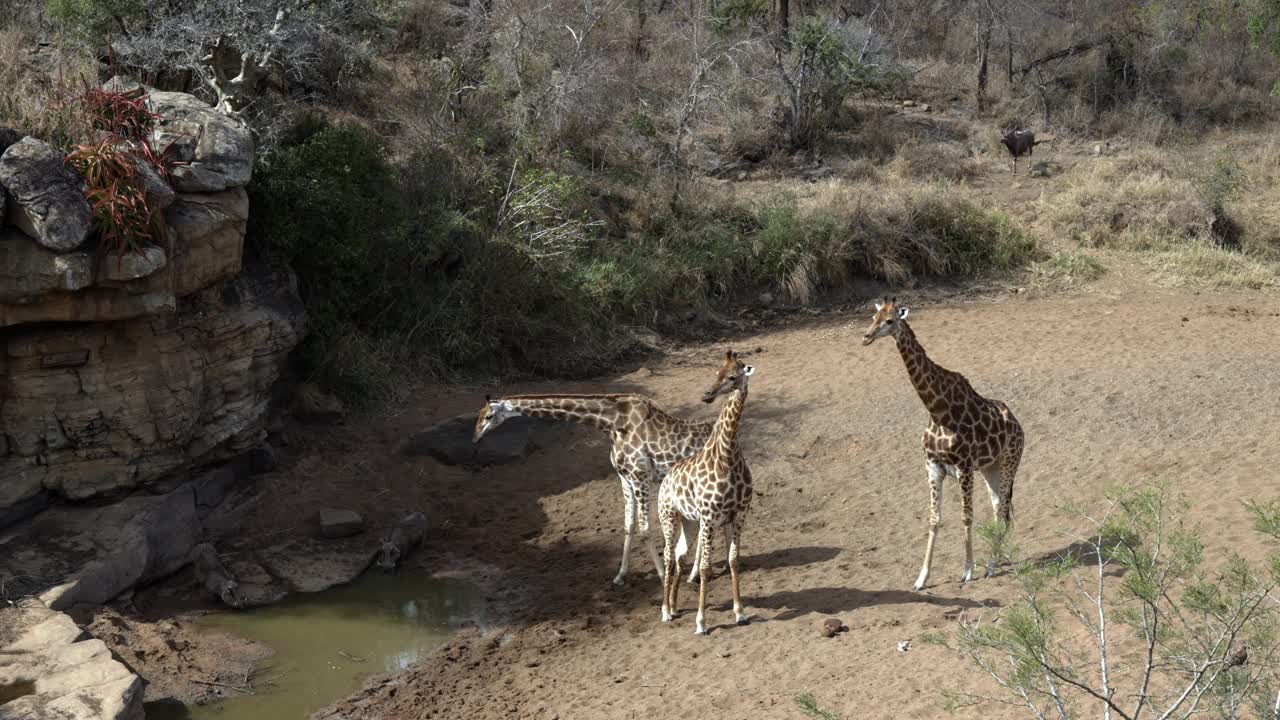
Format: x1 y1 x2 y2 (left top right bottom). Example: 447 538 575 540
0 606 144 720
319 508 364 538
398 414 568 467
0 486 204 611
258 539 377 594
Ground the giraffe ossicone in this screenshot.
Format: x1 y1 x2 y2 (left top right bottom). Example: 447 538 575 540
862 296 1024 592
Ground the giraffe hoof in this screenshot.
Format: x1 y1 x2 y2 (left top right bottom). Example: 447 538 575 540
694 627 708 636
912 569 929 592
735 616 750 626
984 564 996 579
612 576 625 587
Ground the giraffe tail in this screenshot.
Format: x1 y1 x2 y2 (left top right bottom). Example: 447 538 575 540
675 526 689 559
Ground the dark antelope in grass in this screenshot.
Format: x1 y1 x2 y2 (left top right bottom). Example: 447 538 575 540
999 126 1054 175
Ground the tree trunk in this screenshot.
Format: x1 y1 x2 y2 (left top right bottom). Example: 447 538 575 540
977 24 992 113
1005 25 1014 83
777 0 789 41
633 0 648 58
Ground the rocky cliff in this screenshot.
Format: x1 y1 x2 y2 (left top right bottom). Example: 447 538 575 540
0 82 305 530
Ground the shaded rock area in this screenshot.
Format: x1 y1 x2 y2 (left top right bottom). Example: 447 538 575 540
397 414 568 467
0 79 287 531
0 264 305 526
0 605 144 720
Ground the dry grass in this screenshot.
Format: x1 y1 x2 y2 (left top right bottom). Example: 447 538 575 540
1032 250 1106 285
1037 136 1280 289
0 30 96 145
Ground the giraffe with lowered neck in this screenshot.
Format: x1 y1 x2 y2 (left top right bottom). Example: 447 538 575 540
473 390 750 586
659 350 755 636
861 297 1025 591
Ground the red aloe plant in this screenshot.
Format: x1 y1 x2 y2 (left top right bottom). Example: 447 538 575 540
60 76 189 263
66 138 166 260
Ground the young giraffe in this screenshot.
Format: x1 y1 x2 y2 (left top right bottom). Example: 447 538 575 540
473 393 748 585
659 350 755 636
861 297 1025 591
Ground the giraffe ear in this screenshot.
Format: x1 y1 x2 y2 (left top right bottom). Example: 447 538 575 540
898 307 909 319
742 365 756 377
485 394 491 403
873 302 883 312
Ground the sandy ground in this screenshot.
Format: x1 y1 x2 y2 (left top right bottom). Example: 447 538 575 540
271 275 1280 720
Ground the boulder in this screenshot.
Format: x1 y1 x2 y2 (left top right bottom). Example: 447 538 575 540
398 414 568 467
0 188 248 328
164 188 248 296
0 265 305 518
0 137 93 252
294 383 346 425
98 245 167 283
0 606 144 720
319 508 365 539
0 228 94 302
32 485 203 610
148 91 254 192
130 151 176 209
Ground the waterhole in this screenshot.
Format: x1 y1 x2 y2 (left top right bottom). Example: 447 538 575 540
145 573 482 719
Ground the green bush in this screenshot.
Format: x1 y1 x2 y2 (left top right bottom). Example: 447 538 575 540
47 0 147 44
250 119 1039 410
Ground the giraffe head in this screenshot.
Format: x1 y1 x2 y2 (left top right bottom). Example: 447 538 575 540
473 395 516 443
861 296 909 346
701 350 755 403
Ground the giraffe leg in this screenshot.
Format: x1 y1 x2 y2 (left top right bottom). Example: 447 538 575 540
613 475 637 586
635 472 664 582
694 522 714 635
660 506 679 622
959 467 976 583
684 519 701 584
728 518 747 626
979 465 1006 578
914 460 947 591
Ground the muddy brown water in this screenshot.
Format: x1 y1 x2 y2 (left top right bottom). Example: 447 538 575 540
144 573 482 720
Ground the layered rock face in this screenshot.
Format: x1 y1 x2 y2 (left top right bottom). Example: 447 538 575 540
0 84 304 529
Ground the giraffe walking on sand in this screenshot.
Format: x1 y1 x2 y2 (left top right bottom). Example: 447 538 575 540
659 350 756 635
473 392 748 585
861 297 1025 591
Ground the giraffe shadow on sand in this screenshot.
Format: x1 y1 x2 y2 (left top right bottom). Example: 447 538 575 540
745 586 997 622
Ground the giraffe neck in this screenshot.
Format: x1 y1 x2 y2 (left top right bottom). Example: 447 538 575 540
894 321 954 418
501 395 624 431
708 383 749 465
